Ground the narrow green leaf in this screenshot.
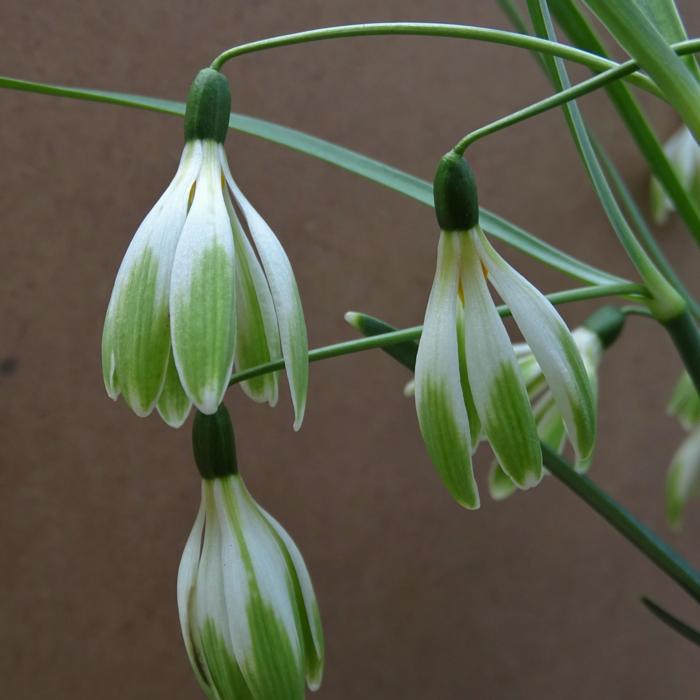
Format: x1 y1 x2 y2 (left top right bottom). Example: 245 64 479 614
641 596 700 647
584 0 700 142
344 311 418 371
549 0 700 246
0 74 625 287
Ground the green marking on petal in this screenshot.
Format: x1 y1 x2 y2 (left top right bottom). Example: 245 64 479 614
489 463 517 501
106 247 170 415
199 618 254 700
157 351 192 428
171 243 235 414
483 362 542 489
558 326 596 463
666 427 700 530
418 378 479 509
456 302 481 448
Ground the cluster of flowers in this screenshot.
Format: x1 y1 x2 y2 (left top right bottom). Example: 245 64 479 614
105 68 700 699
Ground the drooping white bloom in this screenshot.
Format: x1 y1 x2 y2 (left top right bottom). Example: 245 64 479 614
102 68 307 429
414 153 596 508
666 372 700 529
178 474 324 700
489 326 603 501
650 125 700 224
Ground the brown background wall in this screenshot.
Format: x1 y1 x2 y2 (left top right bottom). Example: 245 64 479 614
1 1 700 698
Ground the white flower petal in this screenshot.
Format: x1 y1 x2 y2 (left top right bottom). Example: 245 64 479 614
156 350 192 428
170 142 236 414
461 232 542 489
414 232 479 508
220 148 308 431
260 508 324 690
666 426 700 530
102 141 202 414
225 192 281 407
474 227 596 467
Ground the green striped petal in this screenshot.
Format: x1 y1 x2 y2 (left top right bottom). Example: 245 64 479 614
666 426 700 530
474 227 596 468
667 371 700 430
225 192 281 406
221 148 308 431
456 300 482 448
102 141 202 415
260 509 324 689
156 350 192 428
214 477 306 700
414 232 478 509
177 493 212 697
170 142 235 415
460 232 542 489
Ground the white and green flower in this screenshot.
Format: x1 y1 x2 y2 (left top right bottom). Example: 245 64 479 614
415 153 596 508
102 68 307 429
666 372 700 529
650 125 700 224
489 326 604 501
178 474 323 700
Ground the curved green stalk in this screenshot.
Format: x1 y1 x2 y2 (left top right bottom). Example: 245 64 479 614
550 0 700 247
229 282 645 386
0 75 625 287
525 1 685 322
453 37 700 153
543 445 700 606
209 22 660 96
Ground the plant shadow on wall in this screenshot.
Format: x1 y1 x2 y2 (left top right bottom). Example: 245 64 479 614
3 0 700 697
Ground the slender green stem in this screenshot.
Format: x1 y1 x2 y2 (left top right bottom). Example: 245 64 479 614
454 38 700 153
620 305 654 319
664 311 700 397
542 445 700 606
210 22 660 96
229 282 645 386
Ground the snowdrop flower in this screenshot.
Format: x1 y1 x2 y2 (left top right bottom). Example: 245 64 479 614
102 68 307 429
179 406 323 699
666 372 700 529
489 307 624 500
414 152 596 508
650 125 700 224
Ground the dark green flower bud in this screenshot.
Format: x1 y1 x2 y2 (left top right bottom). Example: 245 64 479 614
192 405 238 479
583 306 626 349
184 68 231 144
433 151 479 231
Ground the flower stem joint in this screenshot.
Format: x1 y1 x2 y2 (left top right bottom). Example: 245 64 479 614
184 68 232 144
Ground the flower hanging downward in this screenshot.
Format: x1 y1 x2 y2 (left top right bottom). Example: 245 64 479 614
102 68 308 429
179 406 324 699
414 152 596 508
665 372 700 529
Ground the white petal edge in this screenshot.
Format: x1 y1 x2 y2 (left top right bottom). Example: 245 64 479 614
474 227 595 466
414 232 478 508
220 147 308 431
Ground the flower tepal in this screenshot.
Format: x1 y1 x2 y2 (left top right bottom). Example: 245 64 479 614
414 152 596 508
179 406 324 699
102 68 308 429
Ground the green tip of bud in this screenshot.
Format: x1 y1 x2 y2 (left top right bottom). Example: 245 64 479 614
583 306 626 349
184 68 231 144
192 405 238 479
433 151 479 231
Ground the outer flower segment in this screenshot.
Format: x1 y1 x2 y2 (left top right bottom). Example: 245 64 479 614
489 325 604 501
414 153 596 509
179 408 324 700
666 372 700 529
102 68 308 429
650 125 700 224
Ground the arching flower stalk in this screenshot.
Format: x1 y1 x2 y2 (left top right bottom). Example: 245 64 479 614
102 68 308 429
